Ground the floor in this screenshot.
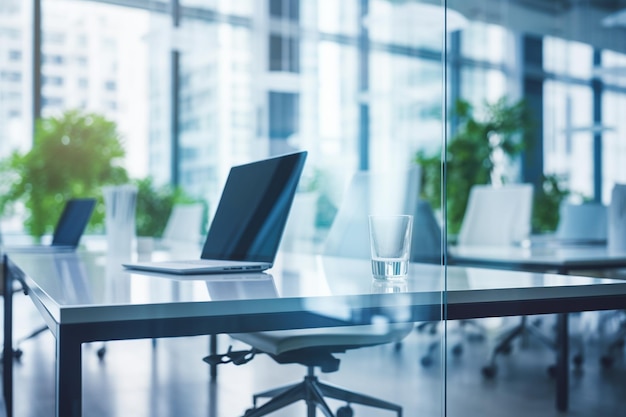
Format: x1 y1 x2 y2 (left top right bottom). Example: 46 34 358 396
4 293 626 417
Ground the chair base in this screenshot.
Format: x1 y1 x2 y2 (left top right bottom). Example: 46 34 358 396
600 312 626 368
482 315 557 378
243 367 402 417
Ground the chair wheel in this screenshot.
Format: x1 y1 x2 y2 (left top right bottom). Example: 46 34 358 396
337 405 354 417
482 365 497 378
13 349 23 360
573 354 584 367
601 355 614 369
467 333 485 342
451 344 463 356
547 365 557 378
394 341 402 352
420 356 433 367
496 344 512 355
97 346 106 360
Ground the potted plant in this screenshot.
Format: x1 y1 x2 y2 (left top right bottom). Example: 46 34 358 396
416 97 532 237
0 109 128 241
134 177 206 239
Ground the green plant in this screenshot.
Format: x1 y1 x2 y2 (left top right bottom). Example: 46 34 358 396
134 177 206 238
416 97 532 236
0 109 128 240
532 174 570 233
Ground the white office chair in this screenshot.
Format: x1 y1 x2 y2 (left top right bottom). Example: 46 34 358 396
203 167 424 417
556 202 608 243
161 203 205 245
454 184 554 377
458 183 534 247
323 166 419 258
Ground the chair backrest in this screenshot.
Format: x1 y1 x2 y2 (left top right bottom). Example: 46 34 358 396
411 199 443 263
608 183 626 252
556 202 608 241
457 184 533 246
322 165 441 261
162 203 205 244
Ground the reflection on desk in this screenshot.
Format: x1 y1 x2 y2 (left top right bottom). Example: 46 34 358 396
9 249 626 417
449 244 626 272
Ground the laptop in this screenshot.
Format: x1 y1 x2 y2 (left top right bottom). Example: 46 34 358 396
123 151 307 275
2 198 96 253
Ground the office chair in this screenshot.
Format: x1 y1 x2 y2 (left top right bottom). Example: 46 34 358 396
217 324 413 417
555 202 608 367
161 202 205 247
555 202 607 244
4 198 97 359
322 167 453 366
203 167 423 416
457 184 534 247
452 184 542 378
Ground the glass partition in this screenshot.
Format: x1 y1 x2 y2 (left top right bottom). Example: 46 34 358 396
8 0 626 416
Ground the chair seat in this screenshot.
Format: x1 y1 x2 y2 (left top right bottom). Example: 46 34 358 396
231 322 413 356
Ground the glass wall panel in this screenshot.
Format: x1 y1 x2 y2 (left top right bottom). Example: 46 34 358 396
370 52 442 170
0 0 31 158
368 0 444 50
544 37 594 80
544 80 594 200
461 21 508 64
40 0 154 179
602 90 626 202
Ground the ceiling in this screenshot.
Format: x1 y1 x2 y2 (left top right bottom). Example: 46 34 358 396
440 0 626 53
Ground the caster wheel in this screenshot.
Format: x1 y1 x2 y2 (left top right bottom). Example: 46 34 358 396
468 333 485 343
547 365 557 378
394 342 402 352
337 405 354 417
451 344 463 356
497 344 512 355
97 347 106 360
600 355 614 369
13 349 23 360
421 356 433 367
482 365 497 378
573 354 584 367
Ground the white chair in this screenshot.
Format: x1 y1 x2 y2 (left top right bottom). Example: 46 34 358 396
454 184 561 378
556 202 607 243
203 167 424 417
458 184 534 246
160 203 205 252
323 165 442 262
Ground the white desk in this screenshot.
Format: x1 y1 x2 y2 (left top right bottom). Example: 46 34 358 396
449 243 626 410
5 251 626 417
449 244 626 273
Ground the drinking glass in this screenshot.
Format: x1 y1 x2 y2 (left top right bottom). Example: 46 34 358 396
368 215 413 280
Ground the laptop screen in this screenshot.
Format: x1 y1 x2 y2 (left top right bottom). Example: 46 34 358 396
51 198 97 247
200 151 307 263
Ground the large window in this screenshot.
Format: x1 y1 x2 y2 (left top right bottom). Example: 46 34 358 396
0 0 30 158
40 0 151 178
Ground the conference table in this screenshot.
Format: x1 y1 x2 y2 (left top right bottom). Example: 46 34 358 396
449 243 626 409
449 243 626 274
5 249 626 417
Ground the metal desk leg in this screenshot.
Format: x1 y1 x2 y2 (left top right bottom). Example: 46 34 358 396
56 327 82 417
210 334 218 380
556 313 569 412
3 255 13 417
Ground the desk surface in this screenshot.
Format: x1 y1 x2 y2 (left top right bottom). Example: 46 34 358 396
8 250 626 328
449 244 626 271
8 250 626 417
